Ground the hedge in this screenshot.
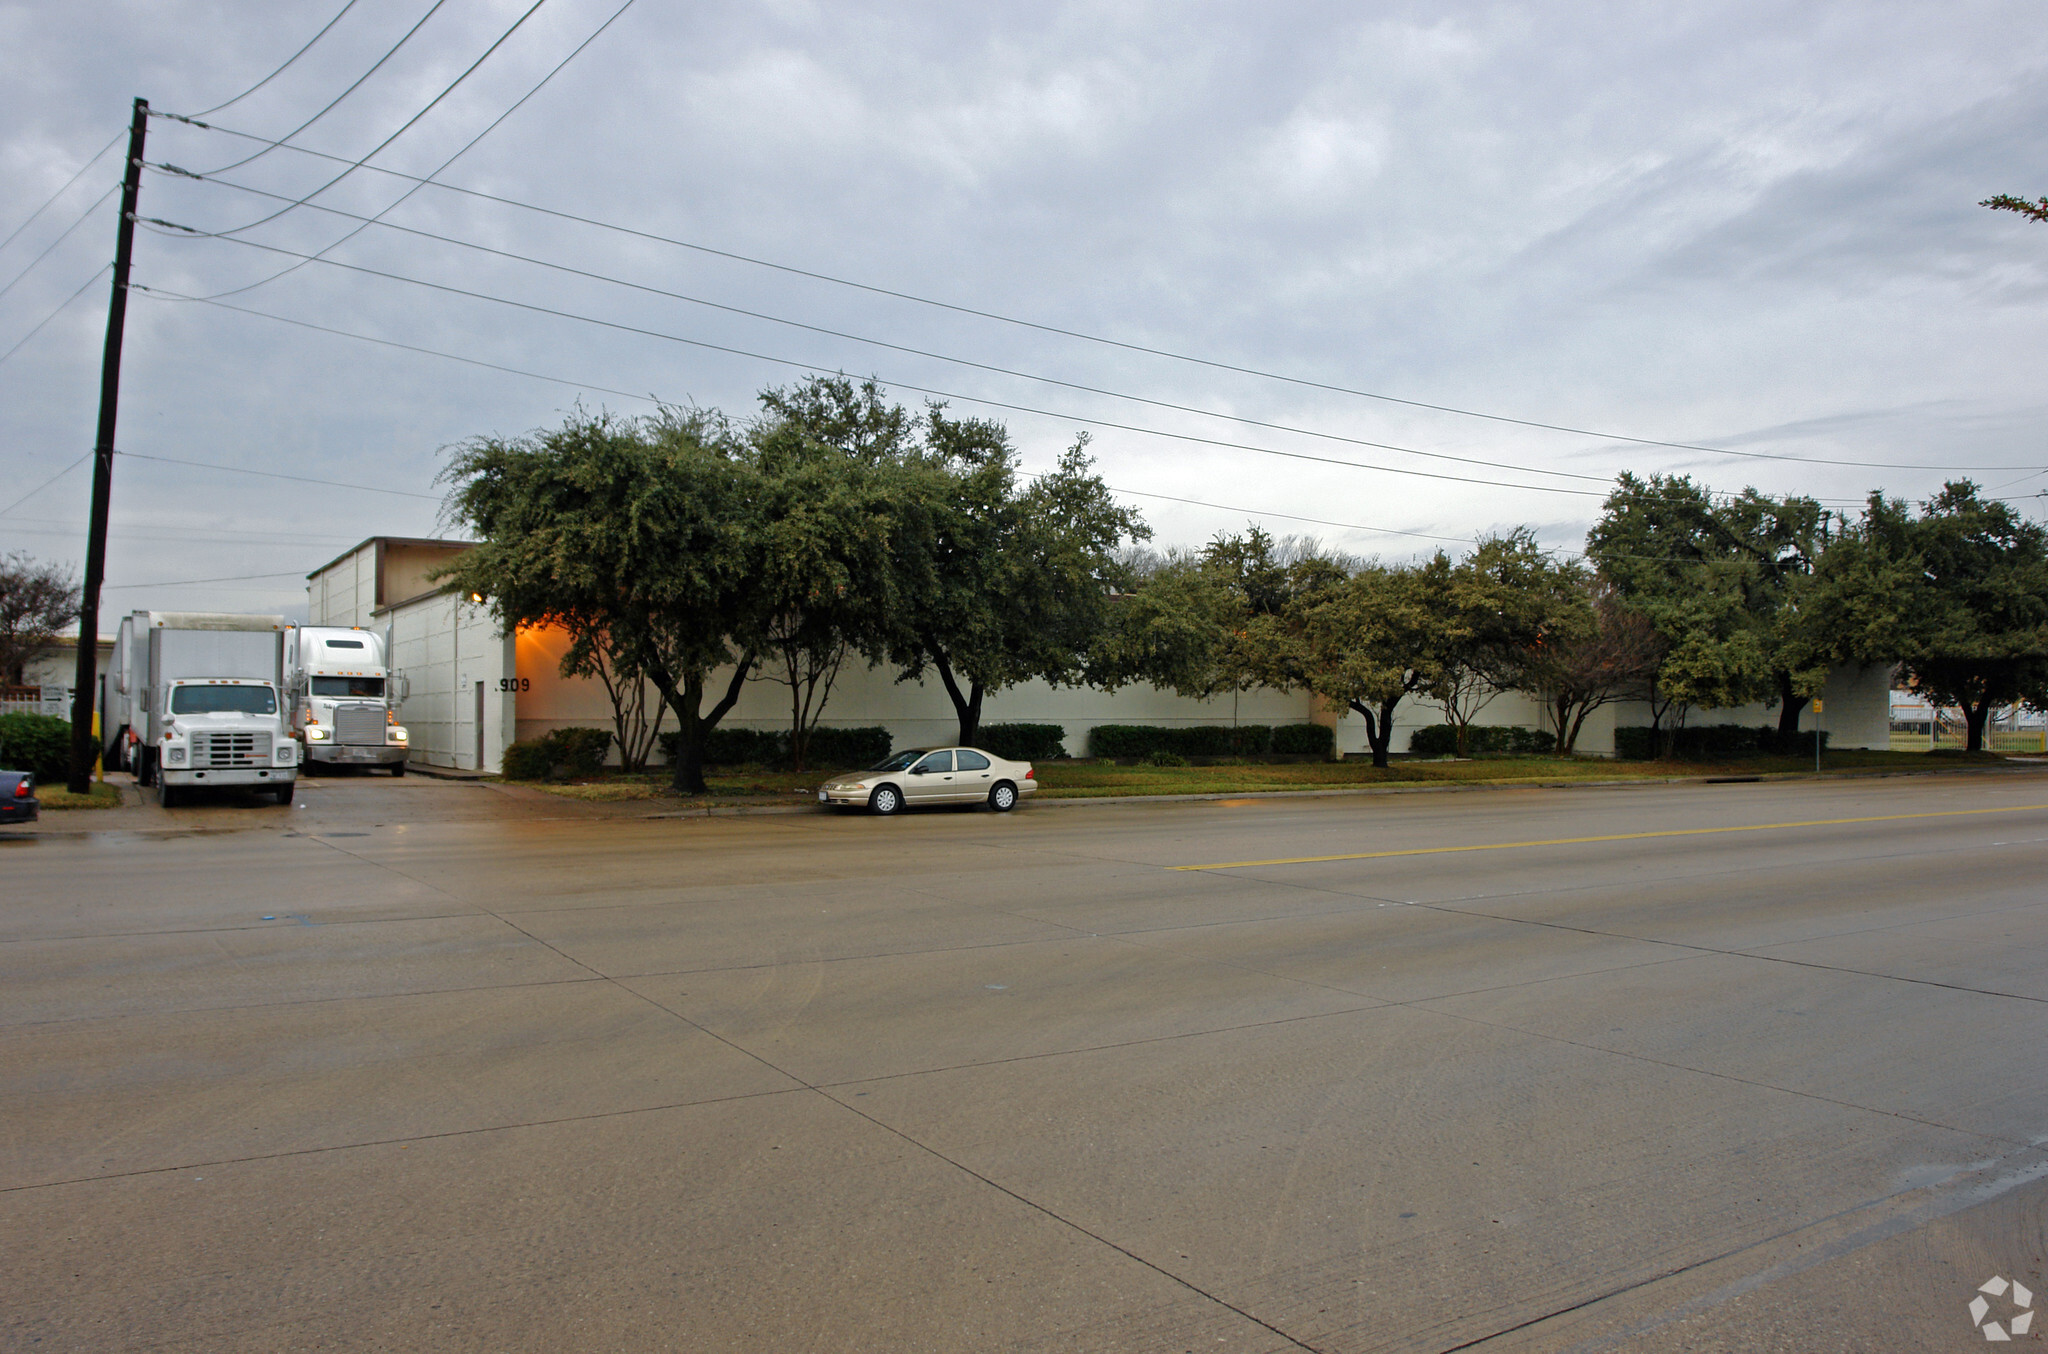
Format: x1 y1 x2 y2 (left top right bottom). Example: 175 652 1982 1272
0 711 69 783
1087 723 1331 759
656 724 892 770
976 723 1067 761
1614 725 1831 760
501 726 614 780
1407 724 1557 757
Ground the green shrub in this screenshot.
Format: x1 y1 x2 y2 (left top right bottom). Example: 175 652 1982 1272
657 724 892 770
1613 724 1829 760
500 739 556 781
800 725 891 769
551 727 614 776
1407 724 1556 756
1144 748 1189 766
0 712 71 783
977 723 1066 761
501 726 614 780
1271 722 1334 755
1088 724 1277 758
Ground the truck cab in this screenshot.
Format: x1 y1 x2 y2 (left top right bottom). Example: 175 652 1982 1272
285 626 410 774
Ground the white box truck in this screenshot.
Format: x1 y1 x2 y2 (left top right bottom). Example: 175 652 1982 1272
128 612 299 808
284 625 410 774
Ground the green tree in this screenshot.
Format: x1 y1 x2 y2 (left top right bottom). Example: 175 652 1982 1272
749 378 918 769
441 408 764 794
1982 194 2048 223
881 409 1148 746
1588 474 1830 734
1810 483 2048 750
1510 578 1664 754
1435 531 1588 756
1290 555 1451 768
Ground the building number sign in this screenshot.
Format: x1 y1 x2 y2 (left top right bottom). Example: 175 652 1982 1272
497 677 530 692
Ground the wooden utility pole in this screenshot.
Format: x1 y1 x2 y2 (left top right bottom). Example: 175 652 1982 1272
67 97 148 794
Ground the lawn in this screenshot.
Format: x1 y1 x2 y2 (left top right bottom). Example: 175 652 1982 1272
529 748 2012 805
34 782 125 810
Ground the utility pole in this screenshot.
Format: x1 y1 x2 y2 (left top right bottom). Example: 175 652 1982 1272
67 97 148 794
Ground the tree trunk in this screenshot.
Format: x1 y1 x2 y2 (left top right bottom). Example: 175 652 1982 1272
1964 694 1992 752
661 654 754 794
1775 672 1807 737
1351 698 1399 768
925 643 985 746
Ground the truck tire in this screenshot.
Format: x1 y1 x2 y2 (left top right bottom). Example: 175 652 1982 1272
156 776 180 810
273 782 295 805
138 749 155 788
390 761 406 777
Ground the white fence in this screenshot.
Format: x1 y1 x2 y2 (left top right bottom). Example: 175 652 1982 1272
0 687 70 718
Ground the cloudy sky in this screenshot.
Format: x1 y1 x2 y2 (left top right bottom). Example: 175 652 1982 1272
2 0 2044 624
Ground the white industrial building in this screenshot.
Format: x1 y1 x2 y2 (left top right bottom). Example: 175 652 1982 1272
306 536 1892 774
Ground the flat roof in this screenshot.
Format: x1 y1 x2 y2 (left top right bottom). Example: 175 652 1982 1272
306 536 475 582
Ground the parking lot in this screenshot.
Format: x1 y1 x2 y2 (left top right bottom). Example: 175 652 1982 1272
4 769 2047 1351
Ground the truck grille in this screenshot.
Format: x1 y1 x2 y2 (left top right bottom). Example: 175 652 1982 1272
193 731 270 768
335 706 386 746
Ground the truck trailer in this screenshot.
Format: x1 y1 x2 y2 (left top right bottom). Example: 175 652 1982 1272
125 612 298 808
284 625 410 774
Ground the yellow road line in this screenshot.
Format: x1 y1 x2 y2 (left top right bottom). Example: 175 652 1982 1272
1170 803 2048 871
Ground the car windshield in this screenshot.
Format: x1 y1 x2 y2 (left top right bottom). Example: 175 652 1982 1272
171 684 277 715
311 676 384 698
867 749 928 773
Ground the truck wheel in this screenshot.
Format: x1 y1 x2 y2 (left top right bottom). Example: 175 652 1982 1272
156 777 180 810
390 762 406 777
273 783 295 805
138 750 155 787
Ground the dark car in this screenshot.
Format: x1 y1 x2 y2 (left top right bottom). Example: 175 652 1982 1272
0 770 37 824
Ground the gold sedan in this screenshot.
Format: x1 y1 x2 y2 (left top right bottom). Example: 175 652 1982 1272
817 747 1039 815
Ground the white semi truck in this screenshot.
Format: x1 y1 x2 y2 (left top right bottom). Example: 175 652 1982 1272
119 612 299 808
283 625 410 774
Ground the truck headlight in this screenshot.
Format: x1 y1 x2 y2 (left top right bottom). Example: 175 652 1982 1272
388 727 408 743
166 746 187 765
275 742 297 764
306 727 329 742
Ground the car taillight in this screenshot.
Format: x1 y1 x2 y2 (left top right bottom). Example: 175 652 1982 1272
14 780 29 798
1024 768 1034 779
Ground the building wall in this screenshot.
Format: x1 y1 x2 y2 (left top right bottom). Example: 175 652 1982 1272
385 593 515 772
308 544 378 628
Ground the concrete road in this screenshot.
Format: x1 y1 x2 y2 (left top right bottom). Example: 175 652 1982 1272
3 770 2046 1352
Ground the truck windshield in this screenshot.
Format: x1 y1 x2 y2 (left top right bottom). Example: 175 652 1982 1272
170 685 277 715
311 676 385 697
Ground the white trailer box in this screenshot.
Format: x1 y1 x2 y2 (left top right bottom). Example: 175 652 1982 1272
133 612 298 807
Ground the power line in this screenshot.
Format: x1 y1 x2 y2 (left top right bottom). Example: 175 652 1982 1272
198 0 638 303
0 453 90 518
133 285 656 402
160 171 1604 484
172 0 547 236
0 182 118 305
190 0 450 177
104 569 308 589
189 0 365 118
0 132 123 254
117 449 443 500
134 236 1606 498
148 111 2038 476
0 264 109 366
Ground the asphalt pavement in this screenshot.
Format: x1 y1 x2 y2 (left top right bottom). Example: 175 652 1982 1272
3 768 2046 1351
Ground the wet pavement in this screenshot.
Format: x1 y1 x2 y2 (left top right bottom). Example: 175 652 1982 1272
3 769 2045 1350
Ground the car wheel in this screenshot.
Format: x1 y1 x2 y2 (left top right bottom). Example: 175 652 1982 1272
870 784 903 816
273 782 295 805
988 781 1018 812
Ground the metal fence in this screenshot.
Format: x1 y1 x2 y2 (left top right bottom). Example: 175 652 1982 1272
0 687 68 718
1888 723 2046 753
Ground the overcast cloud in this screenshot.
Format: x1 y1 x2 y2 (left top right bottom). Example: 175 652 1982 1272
2 0 2044 622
